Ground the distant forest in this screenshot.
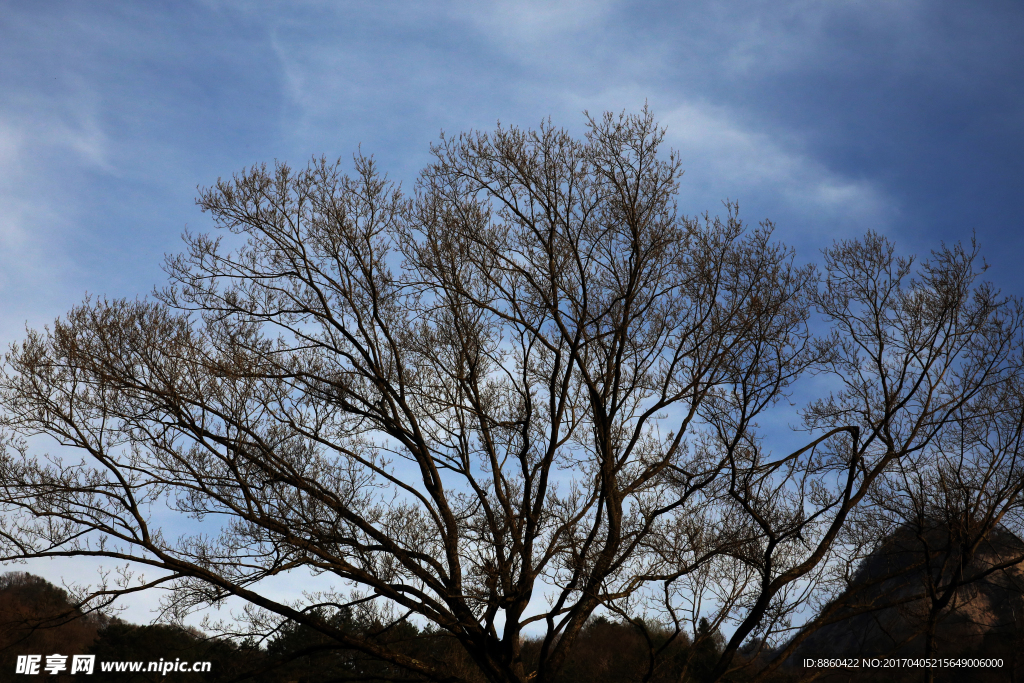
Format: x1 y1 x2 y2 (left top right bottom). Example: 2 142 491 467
0 571 727 683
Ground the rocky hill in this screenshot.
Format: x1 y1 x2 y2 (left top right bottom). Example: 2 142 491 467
793 521 1024 664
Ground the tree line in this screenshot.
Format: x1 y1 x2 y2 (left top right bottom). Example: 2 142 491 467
1 571 731 682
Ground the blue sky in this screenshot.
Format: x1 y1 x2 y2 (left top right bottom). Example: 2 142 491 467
2 0 1023 622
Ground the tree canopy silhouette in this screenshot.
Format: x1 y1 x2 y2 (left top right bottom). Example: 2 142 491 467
2 109 1023 683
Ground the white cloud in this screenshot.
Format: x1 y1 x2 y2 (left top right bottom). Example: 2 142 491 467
660 100 892 226
555 85 896 238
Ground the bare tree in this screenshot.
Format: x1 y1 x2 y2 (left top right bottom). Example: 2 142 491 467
878 376 1024 675
610 234 1024 682
779 370 1024 683
1 109 1021 683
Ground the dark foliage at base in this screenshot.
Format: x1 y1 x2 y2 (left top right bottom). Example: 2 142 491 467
0 573 737 683
3 571 1024 683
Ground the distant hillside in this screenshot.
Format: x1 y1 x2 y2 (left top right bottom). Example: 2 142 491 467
0 572 248 682
0 572 105 682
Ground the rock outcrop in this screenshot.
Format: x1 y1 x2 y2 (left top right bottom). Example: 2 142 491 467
794 522 1024 660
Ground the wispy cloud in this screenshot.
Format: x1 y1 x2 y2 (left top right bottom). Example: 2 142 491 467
0 84 114 339
454 0 618 49
660 100 893 229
